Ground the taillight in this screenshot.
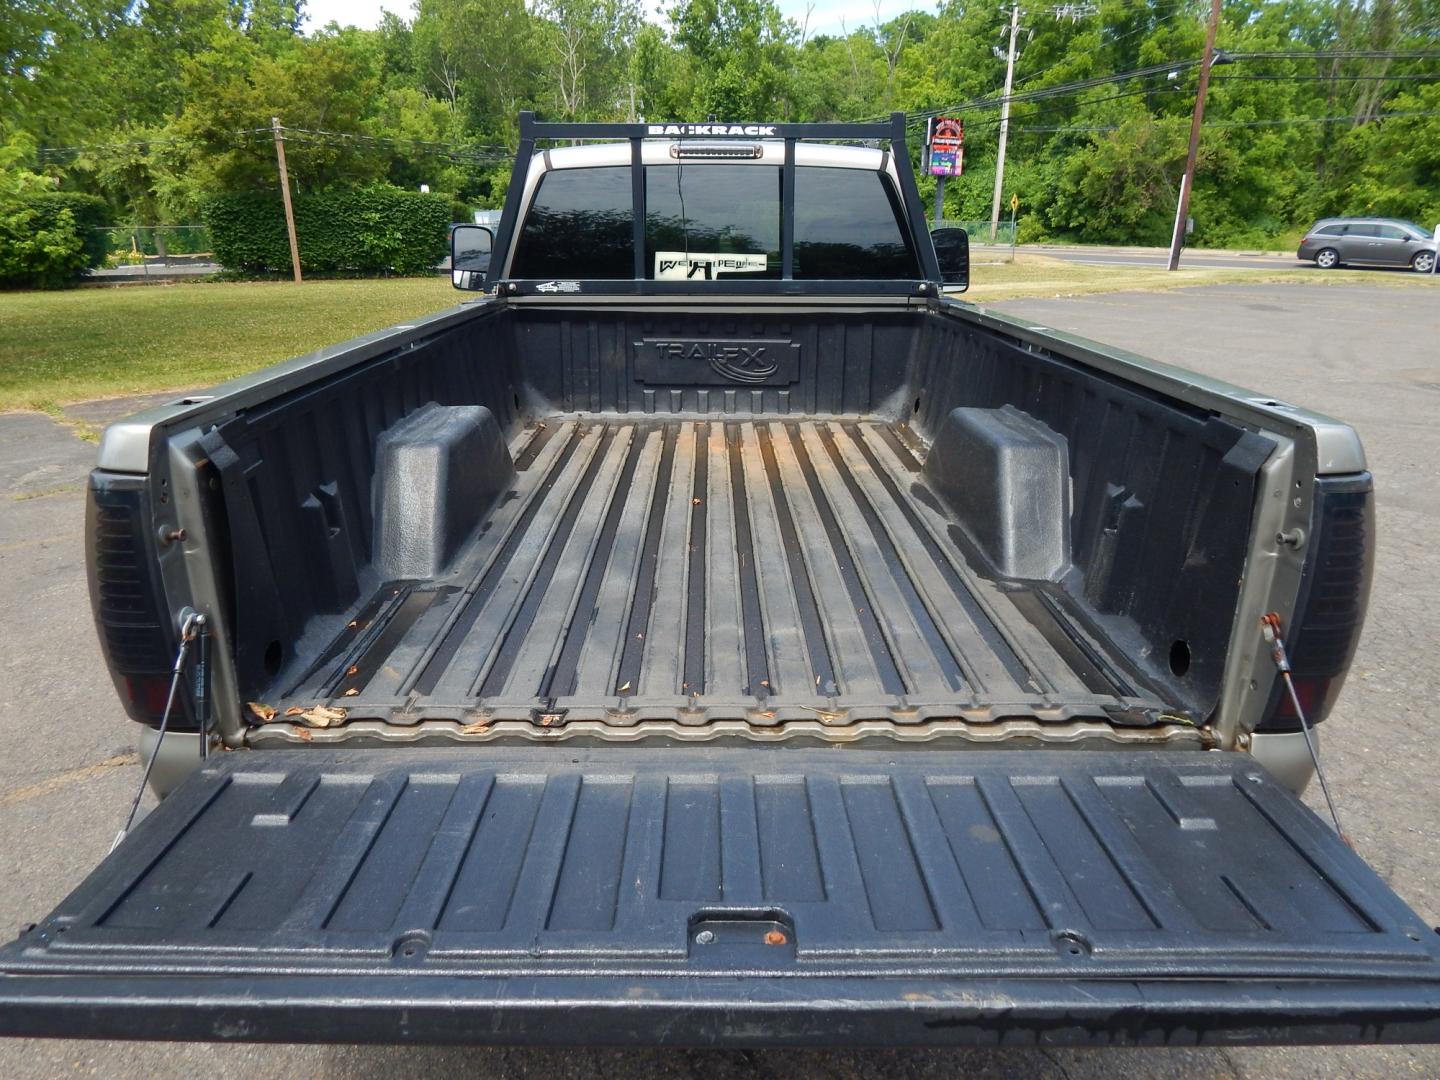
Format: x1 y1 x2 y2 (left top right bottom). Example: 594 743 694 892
1256 473 1375 732
86 470 193 728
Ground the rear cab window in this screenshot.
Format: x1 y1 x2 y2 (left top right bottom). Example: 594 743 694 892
509 158 921 281
509 166 634 280
644 164 781 280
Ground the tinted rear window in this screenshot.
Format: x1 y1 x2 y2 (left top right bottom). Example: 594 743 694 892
1345 223 1380 238
510 161 921 281
794 167 919 279
644 164 781 279
511 166 634 279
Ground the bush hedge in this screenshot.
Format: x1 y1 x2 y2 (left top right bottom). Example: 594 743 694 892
0 191 111 289
202 185 452 276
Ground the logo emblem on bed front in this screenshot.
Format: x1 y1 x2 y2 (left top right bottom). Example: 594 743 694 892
633 337 801 386
651 341 779 384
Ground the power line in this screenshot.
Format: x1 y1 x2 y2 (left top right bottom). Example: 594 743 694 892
33 129 272 162
1012 5 1188 90
897 47 1440 123
959 83 1182 128
1210 72 1440 81
1228 48 1440 60
1001 108 1440 135
32 125 512 166
908 58 1205 119
277 126 510 155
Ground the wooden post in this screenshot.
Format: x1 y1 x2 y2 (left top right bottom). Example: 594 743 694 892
271 116 302 284
988 2 1021 243
1167 0 1222 271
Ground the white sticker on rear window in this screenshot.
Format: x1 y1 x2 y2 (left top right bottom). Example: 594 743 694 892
654 252 768 280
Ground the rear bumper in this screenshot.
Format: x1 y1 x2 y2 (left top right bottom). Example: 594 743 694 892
3 974 1439 1046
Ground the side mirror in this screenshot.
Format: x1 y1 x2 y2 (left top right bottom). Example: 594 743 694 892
451 224 494 291
931 227 969 290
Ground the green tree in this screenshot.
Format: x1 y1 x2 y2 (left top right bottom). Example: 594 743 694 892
668 0 799 118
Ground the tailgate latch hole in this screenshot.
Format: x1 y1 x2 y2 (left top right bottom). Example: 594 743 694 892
1053 930 1092 957
392 930 432 962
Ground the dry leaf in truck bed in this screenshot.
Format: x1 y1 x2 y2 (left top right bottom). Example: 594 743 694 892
292 726 313 741
288 705 347 728
459 721 491 735
283 706 306 717
246 702 277 723
343 687 359 697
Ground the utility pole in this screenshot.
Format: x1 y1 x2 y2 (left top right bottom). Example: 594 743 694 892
271 116 302 284
988 2 1021 243
1167 0 1222 271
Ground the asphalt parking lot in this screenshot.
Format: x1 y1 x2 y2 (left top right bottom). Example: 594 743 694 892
0 281 1437 1077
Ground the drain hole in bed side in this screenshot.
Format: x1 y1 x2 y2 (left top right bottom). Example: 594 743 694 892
1169 639 1191 677
263 640 284 678
912 396 922 414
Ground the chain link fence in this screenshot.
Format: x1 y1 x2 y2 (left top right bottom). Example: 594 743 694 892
94 225 214 268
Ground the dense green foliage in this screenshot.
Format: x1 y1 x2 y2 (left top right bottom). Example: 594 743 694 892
0 150 111 287
3 0 1438 274
202 186 452 274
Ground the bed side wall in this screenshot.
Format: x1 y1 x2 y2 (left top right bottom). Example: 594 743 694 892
200 310 524 700
905 310 1274 719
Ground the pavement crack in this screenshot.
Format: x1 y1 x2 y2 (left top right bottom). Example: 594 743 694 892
1 753 138 806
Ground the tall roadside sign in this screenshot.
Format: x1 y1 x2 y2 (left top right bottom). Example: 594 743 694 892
926 117 964 225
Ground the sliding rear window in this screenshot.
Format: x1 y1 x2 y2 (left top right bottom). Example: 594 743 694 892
644 164 781 280
510 161 920 281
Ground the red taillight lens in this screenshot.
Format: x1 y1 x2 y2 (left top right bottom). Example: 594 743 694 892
87 470 193 728
1257 473 1374 732
1271 676 1332 724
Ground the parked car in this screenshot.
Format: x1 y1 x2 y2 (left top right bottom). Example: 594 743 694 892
4 113 1438 1049
1298 216 1437 272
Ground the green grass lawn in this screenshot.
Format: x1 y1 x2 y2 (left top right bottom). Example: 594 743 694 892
0 276 456 413
2 263 1432 415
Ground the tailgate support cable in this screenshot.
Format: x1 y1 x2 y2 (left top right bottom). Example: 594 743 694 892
111 610 207 853
1260 613 1349 844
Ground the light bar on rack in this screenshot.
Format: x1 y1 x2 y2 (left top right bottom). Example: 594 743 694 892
668 142 764 159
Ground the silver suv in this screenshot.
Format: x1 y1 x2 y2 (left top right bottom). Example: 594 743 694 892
1298 217 1437 272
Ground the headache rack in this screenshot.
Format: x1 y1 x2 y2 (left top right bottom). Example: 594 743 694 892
485 111 944 293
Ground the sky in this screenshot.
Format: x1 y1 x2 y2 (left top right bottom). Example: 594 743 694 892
301 0 927 44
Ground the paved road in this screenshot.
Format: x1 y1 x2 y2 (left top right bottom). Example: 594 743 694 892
0 283 1437 1076
1016 242 1430 271
1032 244 1298 269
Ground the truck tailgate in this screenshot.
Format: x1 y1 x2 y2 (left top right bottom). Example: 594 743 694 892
3 748 1438 1046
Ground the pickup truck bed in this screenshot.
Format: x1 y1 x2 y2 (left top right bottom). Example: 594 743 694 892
11 115 1431 1049
280 416 1166 732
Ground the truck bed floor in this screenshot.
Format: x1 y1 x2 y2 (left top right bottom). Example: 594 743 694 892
284 419 1167 729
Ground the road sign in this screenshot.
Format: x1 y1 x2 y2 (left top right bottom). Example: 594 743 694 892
1010 193 1019 212
926 117 964 177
